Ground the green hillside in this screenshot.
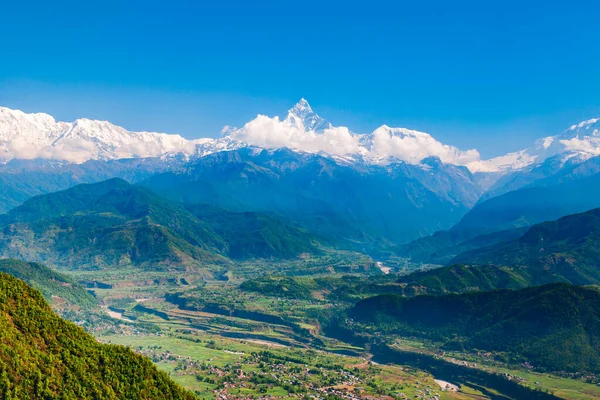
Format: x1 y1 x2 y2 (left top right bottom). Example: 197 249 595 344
0 178 228 272
0 272 195 399
351 283 600 373
394 226 528 265
394 208 600 296
239 276 320 300
452 208 600 285
186 204 320 259
0 179 322 273
0 259 96 309
240 267 531 302
397 172 600 265
396 264 532 295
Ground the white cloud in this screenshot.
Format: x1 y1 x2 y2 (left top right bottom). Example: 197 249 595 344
231 114 362 157
230 114 481 167
560 137 600 155
3 137 97 163
369 126 480 166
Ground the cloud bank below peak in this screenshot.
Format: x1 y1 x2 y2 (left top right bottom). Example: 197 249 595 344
228 100 483 170
228 100 600 173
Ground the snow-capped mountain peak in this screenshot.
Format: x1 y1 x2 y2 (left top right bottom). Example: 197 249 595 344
568 118 600 133
366 125 480 167
0 101 494 171
1 102 598 177
473 117 600 173
227 100 481 168
289 98 312 115
0 106 203 163
285 99 332 132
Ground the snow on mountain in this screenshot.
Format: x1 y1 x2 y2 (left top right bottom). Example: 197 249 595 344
1 101 598 175
228 100 482 169
366 125 480 166
286 98 333 132
467 150 537 173
537 118 600 159
474 118 600 172
228 101 363 158
0 106 204 163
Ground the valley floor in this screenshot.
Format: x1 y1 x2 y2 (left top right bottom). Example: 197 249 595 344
62 262 600 400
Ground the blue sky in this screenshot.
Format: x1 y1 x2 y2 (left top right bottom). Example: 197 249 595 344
1 0 599 158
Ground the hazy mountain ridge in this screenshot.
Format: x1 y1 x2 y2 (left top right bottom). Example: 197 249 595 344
398 170 600 263
142 147 484 247
396 207 600 296
0 157 181 213
0 179 323 273
451 207 600 279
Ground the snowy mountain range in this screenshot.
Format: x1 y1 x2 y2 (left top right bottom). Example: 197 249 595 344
1 100 599 174
0 106 211 163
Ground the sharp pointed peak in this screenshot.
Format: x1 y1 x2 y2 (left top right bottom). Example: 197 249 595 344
284 99 332 132
289 98 313 115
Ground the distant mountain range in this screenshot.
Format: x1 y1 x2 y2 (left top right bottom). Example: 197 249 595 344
1 100 600 250
141 147 482 246
2 100 598 173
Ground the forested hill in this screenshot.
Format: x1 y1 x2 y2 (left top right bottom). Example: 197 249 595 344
0 258 96 309
0 273 196 399
451 207 600 285
0 179 322 273
185 204 321 259
351 283 600 373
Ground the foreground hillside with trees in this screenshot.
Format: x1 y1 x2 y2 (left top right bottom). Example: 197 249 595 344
0 273 195 399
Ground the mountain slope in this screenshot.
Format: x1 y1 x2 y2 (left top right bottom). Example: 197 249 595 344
478 153 600 203
397 171 600 263
455 172 600 235
394 226 528 265
452 208 600 285
144 148 484 248
0 258 96 308
397 208 600 292
0 179 229 272
395 264 533 296
185 204 320 259
351 283 600 373
0 157 180 213
0 179 323 270
0 272 195 399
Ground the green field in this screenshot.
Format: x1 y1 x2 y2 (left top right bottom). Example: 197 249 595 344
48 257 599 400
